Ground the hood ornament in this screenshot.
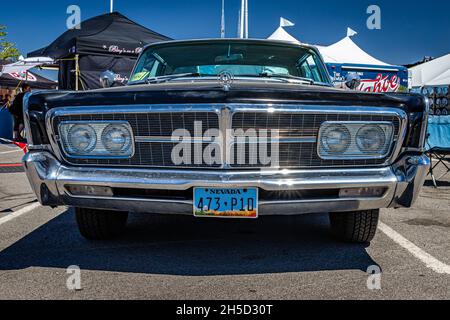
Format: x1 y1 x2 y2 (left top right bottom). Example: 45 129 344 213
218 71 234 91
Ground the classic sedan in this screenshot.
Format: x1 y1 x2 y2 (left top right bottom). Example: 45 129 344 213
22 39 430 243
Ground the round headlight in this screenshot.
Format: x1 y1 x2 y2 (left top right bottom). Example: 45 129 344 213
67 124 97 153
321 125 351 154
101 124 132 153
356 125 386 153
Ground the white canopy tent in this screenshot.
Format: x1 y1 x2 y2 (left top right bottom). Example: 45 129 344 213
266 24 408 92
268 17 300 44
267 23 394 68
409 53 450 87
268 26 300 44
0 56 54 75
318 36 392 67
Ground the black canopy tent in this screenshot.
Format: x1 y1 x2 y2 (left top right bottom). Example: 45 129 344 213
28 12 171 90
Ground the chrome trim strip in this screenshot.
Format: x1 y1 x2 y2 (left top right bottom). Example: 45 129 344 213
419 97 431 150
135 136 217 143
27 144 53 151
341 66 400 72
45 104 407 117
23 92 34 145
233 136 317 144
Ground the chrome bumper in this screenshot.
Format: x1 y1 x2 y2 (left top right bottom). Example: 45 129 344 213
22 151 430 215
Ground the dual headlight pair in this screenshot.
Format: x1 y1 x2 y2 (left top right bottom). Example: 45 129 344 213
59 122 134 158
318 122 394 159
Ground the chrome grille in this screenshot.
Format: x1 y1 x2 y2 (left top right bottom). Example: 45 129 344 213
53 111 221 167
231 112 401 168
50 105 403 169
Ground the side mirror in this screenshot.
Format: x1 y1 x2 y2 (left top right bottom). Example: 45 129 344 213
100 70 116 88
345 73 361 90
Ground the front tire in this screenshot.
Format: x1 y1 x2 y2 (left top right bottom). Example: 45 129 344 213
329 209 379 243
75 208 128 240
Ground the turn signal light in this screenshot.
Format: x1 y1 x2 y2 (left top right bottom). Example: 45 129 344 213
66 185 113 197
339 187 386 198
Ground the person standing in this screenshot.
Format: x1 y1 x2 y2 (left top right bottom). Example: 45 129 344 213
9 83 31 142
1 93 12 109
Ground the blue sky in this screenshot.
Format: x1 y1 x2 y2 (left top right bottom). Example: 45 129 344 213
1 0 450 66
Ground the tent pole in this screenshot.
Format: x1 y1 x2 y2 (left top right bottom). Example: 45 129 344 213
220 0 225 38
239 0 244 38
75 54 79 91
244 0 248 38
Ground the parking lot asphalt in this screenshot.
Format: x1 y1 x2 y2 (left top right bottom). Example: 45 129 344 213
0 143 449 300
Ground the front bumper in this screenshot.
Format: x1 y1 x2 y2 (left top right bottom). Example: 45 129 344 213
23 151 429 215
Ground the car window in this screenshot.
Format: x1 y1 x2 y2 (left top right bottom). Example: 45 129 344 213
298 55 324 83
129 41 330 84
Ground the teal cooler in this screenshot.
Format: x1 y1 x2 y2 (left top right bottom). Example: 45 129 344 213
0 108 13 140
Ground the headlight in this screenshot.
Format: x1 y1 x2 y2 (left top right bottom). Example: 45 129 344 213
59 121 134 158
320 124 351 154
67 124 97 153
101 124 133 153
318 122 394 159
356 125 386 152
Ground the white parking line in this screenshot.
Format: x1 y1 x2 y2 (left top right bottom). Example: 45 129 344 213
379 221 450 274
0 202 41 226
0 149 22 154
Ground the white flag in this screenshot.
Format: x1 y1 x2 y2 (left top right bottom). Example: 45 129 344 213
347 27 358 37
280 17 295 28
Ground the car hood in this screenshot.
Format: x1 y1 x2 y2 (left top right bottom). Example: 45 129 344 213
28 79 426 113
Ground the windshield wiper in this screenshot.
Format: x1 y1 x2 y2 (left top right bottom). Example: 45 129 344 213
258 72 316 85
145 72 201 84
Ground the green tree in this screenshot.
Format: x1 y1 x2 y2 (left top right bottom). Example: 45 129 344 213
0 24 20 60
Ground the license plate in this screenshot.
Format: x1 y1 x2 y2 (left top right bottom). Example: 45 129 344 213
193 187 258 218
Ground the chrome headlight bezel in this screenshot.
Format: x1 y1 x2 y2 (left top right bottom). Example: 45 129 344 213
58 121 135 159
319 124 351 154
101 123 134 154
317 121 395 160
66 124 98 154
355 124 387 153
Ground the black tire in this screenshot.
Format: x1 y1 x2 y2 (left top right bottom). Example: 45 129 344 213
75 208 128 240
329 209 380 243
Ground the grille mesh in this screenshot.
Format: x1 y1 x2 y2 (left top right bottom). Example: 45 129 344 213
53 109 400 168
231 112 400 168
54 112 221 167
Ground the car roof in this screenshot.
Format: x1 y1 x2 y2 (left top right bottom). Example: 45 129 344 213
142 38 319 53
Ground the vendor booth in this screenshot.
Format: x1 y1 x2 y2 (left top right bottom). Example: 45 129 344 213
1 60 57 140
267 23 408 92
0 69 57 90
409 54 450 186
317 36 409 93
409 53 450 115
28 12 171 90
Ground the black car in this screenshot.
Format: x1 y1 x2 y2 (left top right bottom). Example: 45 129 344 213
23 39 430 243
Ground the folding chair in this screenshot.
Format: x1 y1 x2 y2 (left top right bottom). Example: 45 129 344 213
426 115 450 187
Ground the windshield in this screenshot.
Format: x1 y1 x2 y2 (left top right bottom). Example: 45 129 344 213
129 41 331 85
